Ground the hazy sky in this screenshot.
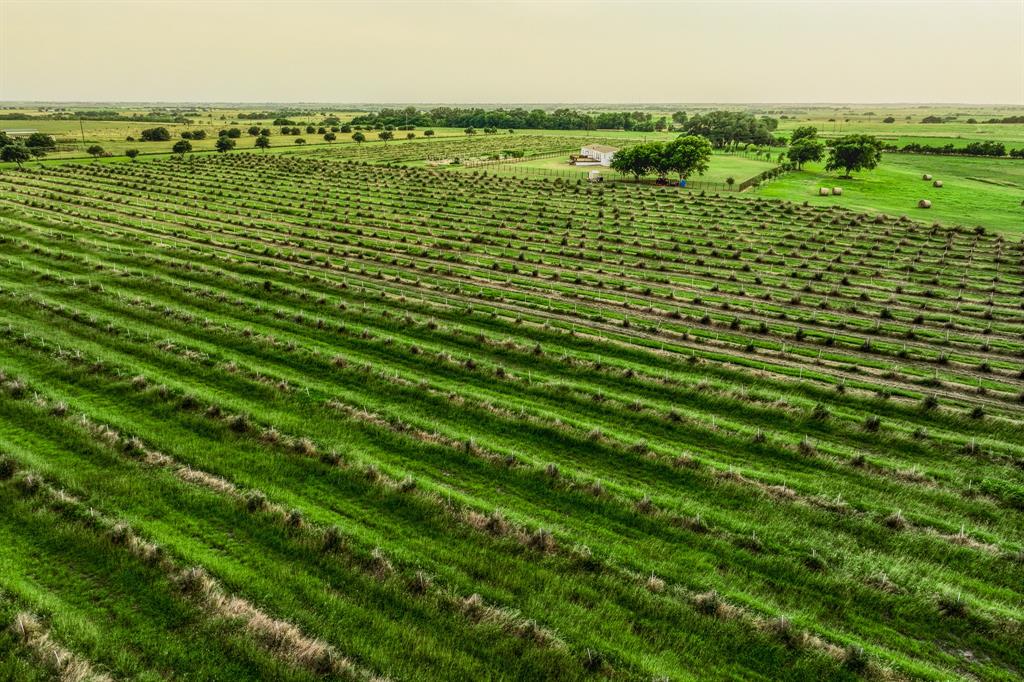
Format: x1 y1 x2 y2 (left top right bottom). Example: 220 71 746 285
2 0 1022 104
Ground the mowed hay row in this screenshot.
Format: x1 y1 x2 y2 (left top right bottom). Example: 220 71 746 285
1 152 1023 681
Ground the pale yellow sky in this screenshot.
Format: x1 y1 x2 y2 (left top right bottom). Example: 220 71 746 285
1 0 1022 104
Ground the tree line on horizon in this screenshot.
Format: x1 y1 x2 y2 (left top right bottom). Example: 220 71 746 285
349 107 781 144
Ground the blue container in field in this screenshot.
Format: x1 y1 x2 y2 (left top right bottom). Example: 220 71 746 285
679 179 687 188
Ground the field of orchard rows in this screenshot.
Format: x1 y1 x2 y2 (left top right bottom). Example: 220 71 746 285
0 150 1022 681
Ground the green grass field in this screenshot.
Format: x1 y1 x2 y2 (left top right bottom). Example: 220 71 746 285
0 141 1022 681
753 154 1024 235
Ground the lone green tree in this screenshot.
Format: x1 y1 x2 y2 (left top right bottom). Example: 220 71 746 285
255 135 271 151
215 137 236 153
663 135 713 180
789 126 818 144
787 138 825 169
87 144 105 159
172 140 192 157
352 132 366 143
125 148 140 162
611 144 657 182
1 144 31 168
323 132 336 142
379 130 394 143
825 134 884 178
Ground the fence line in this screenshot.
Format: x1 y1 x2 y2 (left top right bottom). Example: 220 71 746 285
462 148 576 167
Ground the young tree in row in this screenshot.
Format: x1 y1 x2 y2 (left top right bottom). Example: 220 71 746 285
255 135 272 152
825 134 884 178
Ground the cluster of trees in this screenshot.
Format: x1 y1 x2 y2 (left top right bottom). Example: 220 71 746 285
983 115 1024 124
86 144 112 159
0 131 55 167
279 125 340 136
780 128 883 177
609 135 713 182
351 107 697 133
678 111 780 148
921 115 956 124
887 141 1017 157
180 130 208 140
140 127 172 142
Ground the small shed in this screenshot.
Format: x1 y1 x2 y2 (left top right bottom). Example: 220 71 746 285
2 129 39 139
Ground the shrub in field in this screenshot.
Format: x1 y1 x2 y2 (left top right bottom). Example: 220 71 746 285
140 127 171 142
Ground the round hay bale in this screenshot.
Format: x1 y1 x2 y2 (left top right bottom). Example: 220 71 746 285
918 199 932 209
832 187 843 196
922 174 932 181
932 180 943 188
818 187 830 196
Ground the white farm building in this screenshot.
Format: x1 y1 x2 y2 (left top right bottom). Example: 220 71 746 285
579 144 618 166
